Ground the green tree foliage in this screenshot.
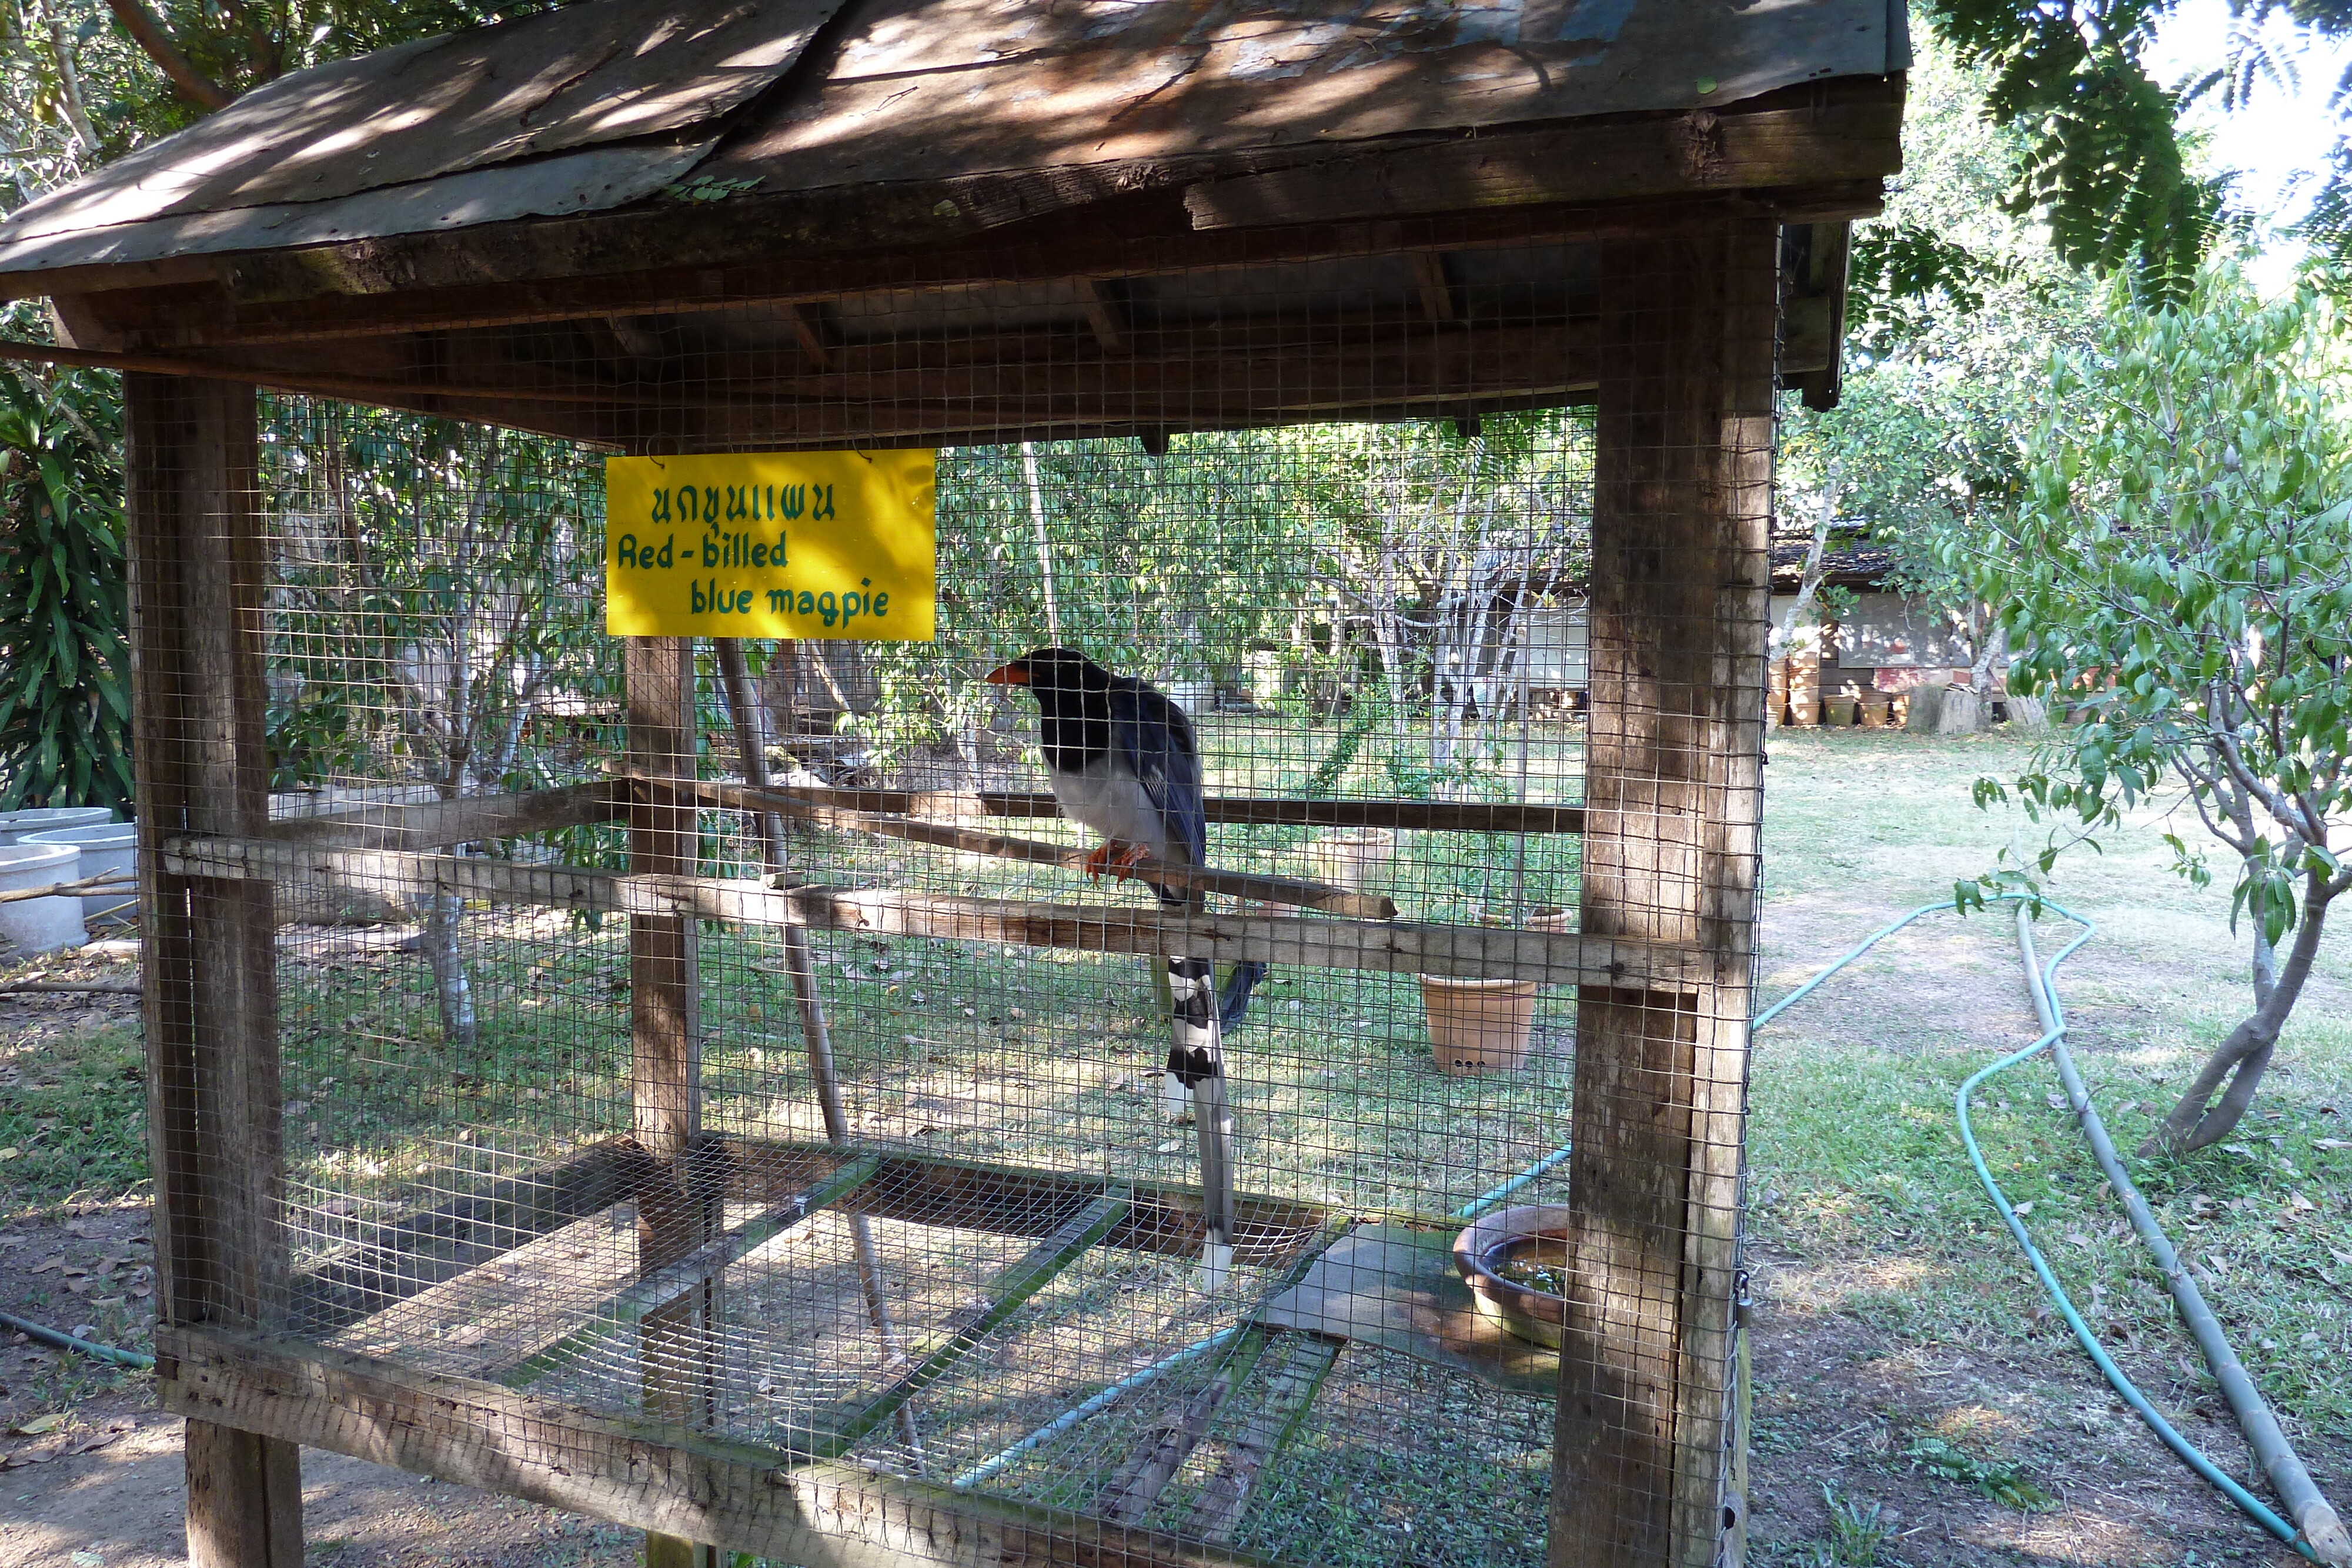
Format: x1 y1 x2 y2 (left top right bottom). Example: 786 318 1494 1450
1921 0 2352 290
1788 39 2096 705
0 337 131 813
1957 263 2352 1154
852 418 1590 800
262 397 612 1045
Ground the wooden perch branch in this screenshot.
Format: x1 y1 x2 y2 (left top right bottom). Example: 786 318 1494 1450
652 777 1396 921
0 870 136 904
702 780 1583 835
159 834 1703 990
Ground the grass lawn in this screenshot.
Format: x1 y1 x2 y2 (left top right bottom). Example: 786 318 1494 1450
0 725 2346 1567
1746 726 2352 1566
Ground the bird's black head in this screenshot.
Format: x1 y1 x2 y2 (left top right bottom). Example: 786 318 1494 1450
984 647 1110 700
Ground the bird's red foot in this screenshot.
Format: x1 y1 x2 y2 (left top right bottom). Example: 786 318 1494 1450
1083 841 1155 881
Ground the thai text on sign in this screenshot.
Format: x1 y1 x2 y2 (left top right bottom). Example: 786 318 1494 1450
604 450 937 639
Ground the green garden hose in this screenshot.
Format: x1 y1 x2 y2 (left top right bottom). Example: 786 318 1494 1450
1757 894 2346 1563
0 1306 153 1369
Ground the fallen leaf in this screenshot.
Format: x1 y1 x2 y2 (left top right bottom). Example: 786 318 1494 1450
28 1258 60 1275
2315 1139 2352 1151
69 1434 118 1456
2290 1193 2318 1212
0 1149 18 1162
10 1413 64 1435
2223 1144 2257 1158
2012 1201 2036 1217
447 1325 487 1348
1155 1140 1181 1154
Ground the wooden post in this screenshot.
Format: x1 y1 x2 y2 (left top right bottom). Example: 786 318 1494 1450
125 373 305 1568
627 636 717 1568
1550 227 1774 1568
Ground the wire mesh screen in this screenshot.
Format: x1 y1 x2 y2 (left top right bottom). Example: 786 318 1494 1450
131 224 1777 1568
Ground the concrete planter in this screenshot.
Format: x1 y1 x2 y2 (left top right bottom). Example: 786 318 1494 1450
23 821 138 921
0 841 85 954
0 805 113 847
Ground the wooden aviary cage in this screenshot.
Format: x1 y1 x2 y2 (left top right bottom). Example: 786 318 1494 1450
0 2 1904 1564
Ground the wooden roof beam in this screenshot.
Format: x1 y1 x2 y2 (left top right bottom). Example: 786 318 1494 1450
1074 279 1128 353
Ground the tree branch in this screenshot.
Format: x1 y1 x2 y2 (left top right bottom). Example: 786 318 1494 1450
104 0 231 111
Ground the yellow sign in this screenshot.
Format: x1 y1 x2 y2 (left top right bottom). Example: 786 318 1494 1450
604 450 936 639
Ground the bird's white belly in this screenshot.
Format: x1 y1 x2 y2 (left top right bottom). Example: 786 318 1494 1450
1050 757 1178 861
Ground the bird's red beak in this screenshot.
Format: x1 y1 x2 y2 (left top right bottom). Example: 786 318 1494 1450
984 661 1030 686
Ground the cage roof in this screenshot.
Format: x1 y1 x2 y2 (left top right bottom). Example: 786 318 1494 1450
0 0 1908 279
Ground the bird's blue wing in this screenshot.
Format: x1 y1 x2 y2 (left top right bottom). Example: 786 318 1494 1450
1110 681 1208 868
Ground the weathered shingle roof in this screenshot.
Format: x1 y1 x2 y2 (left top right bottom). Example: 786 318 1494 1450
0 0 1909 275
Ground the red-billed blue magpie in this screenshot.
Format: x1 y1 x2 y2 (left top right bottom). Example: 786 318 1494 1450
985 647 1264 1286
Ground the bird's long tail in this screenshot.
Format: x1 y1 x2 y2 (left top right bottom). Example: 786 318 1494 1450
1166 951 1235 1290
1217 961 1268 1033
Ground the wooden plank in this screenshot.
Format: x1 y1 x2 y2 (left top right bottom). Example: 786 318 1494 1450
291 1136 666 1331
659 777 1396 921
104 183 1883 349
707 784 1585 836
1549 228 1773 1568
325 1204 640 1378
156 1326 1279 1568
1184 93 1907 230
161 835 1710 990
720 1140 1331 1265
263 780 622 851
814 1192 1134 1457
1096 1375 1231 1525
123 372 305 1568
1185 1334 1344 1543
505 1155 884 1389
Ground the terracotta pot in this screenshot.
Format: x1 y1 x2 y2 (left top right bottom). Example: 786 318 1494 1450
1309 827 1395 892
1785 650 1821 727
1858 698 1891 729
1767 657 1792 728
1820 696 1860 727
1453 1203 1572 1348
1421 975 1538 1073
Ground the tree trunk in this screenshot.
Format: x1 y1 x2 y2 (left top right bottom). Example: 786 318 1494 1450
422 890 476 1048
2143 874 2337 1155
1768 471 1839 663
1936 685 1982 734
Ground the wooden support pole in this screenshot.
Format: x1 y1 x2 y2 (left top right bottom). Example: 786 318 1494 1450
713 638 920 1462
627 636 717 1568
124 373 305 1568
1550 226 1773 1568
